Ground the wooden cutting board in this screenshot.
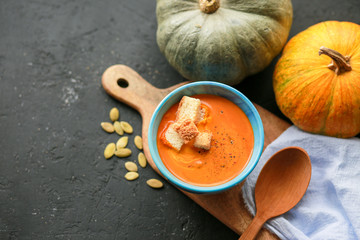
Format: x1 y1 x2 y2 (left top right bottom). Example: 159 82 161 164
102 64 291 239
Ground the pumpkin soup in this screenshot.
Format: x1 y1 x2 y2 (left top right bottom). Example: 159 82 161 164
157 94 254 187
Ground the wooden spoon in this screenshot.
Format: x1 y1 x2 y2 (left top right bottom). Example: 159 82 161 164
239 146 311 240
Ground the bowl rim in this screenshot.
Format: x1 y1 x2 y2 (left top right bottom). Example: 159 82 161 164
148 81 264 194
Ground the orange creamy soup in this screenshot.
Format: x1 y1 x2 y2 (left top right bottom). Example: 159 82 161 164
157 94 254 186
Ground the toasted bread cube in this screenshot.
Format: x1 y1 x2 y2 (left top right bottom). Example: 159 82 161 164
164 124 184 151
194 131 212 150
176 96 202 123
173 119 199 143
198 107 206 122
198 105 210 123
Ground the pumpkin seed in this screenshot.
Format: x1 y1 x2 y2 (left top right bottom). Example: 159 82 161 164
116 136 128 149
120 121 133 134
113 121 124 135
146 179 163 189
134 135 143 150
115 148 132 158
125 172 139 181
104 143 116 159
138 152 147 168
109 107 119 122
101 122 115 133
125 161 138 172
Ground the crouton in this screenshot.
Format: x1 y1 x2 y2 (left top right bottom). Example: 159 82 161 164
198 104 210 123
164 124 184 151
194 131 212 150
176 96 202 123
173 119 199 143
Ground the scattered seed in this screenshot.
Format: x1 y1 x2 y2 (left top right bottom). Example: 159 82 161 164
114 121 124 135
125 172 139 181
138 152 147 168
101 122 115 133
115 148 132 158
125 162 138 172
116 136 128 149
146 179 163 189
134 136 143 150
104 143 116 159
109 107 119 122
120 121 133 134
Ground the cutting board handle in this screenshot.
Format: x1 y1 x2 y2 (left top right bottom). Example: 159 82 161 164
101 64 187 120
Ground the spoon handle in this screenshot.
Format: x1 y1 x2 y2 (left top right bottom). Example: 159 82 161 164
238 214 267 240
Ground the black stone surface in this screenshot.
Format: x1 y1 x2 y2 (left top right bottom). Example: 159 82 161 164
0 0 359 239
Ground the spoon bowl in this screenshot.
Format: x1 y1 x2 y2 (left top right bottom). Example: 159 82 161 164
239 146 312 240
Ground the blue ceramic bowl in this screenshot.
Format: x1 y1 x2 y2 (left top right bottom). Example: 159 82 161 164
148 81 264 194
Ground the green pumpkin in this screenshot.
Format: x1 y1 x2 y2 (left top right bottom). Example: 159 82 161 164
156 0 293 85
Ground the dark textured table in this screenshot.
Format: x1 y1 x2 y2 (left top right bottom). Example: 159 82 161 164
1 0 359 239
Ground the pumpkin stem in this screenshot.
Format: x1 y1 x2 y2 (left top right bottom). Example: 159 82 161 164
199 0 220 14
319 46 352 75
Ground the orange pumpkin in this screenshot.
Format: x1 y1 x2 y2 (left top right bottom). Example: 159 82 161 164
273 21 360 138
